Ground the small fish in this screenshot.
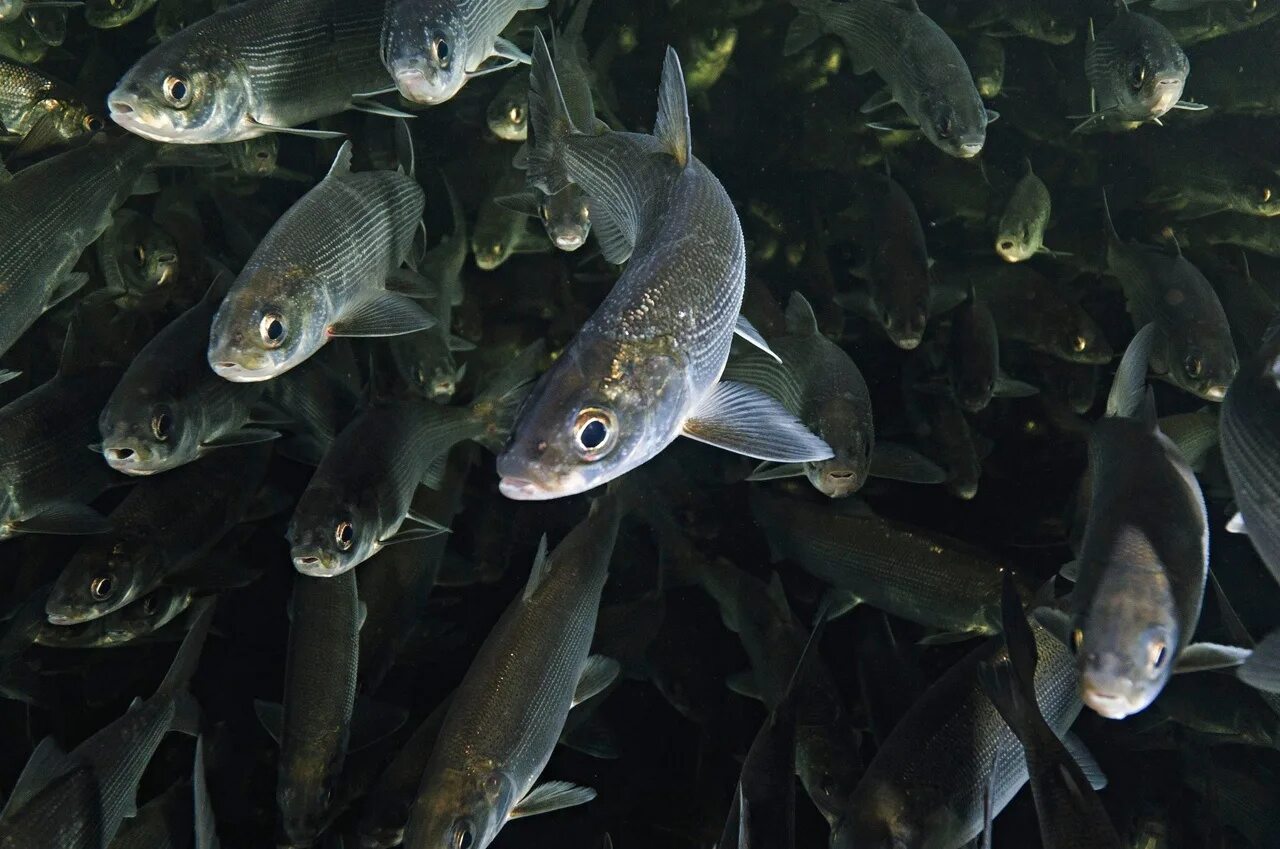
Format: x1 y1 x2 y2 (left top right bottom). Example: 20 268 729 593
0 601 210 849
979 573 1125 849
752 488 1010 640
110 0 397 143
856 171 934 350
22 4 65 46
784 0 994 158
473 161 552 270
0 17 43 63
94 209 180 307
834 611 1080 849
1149 0 1279 45
0 57 100 153
1139 132 1280 219
208 141 433 382
497 35 830 499
1103 192 1238 401
729 292 943 496
1198 211 1280 257
967 0 1079 45
0 0 77 25
100 280 275 475
968 34 1005 99
0 133 154 363
1078 7 1201 132
995 161 1054 262
403 496 622 849
1068 324 1209 719
37 586 195 649
946 289 1039 412
486 73 529 141
85 0 155 27
153 0 222 41
381 0 545 105
45 445 271 624
1033 353 1099 415
288 343 537 577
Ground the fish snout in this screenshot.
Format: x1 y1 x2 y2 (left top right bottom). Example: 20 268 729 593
552 229 588 251
1204 383 1228 402
957 136 985 158
292 548 337 576
819 468 861 498
1081 658 1147 719
393 66 454 105
102 442 158 475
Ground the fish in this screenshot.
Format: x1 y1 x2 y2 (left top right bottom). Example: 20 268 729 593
486 73 529 142
1078 7 1203 132
99 280 277 475
94 209 180 307
751 488 1010 640
497 35 831 499
288 342 538 577
402 495 622 849
0 321 123 541
359 695 454 849
995 161 1055 262
0 600 211 849
1067 323 1210 719
257 570 362 847
152 0 224 41
1102 192 1238 401
979 573 1124 849
23 4 66 46
472 160 551 271
45 444 271 624
943 289 1040 412
1149 0 1280 45
834 610 1080 849
0 57 101 154
207 140 433 382
784 0 994 158
1138 131 1280 219
1197 211 1280 256
965 0 1079 45
0 0 77 25
0 133 153 364
109 0 400 144
728 292 944 497
85 0 157 28
968 34 1005 99
381 0 546 105
1220 319 1280 585
37 586 196 649
903 346 986 500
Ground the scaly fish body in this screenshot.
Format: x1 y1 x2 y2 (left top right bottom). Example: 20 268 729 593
110 0 391 143
208 144 428 382
1085 10 1190 126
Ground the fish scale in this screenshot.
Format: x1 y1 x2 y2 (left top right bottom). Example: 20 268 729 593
1220 338 1280 583
0 135 152 359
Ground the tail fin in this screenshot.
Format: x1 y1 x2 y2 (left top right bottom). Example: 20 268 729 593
471 340 546 451
157 597 215 698
526 29 578 195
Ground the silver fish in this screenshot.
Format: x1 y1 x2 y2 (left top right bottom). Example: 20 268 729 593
995 161 1054 262
207 141 432 382
381 0 546 105
784 0 994 158
497 35 830 499
110 0 397 143
0 57 100 152
402 496 622 849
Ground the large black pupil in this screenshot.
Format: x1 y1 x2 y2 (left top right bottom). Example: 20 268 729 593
437 39 449 60
157 414 170 435
267 319 283 340
457 829 472 849
340 524 352 543
173 80 186 100
96 577 112 597
581 419 607 449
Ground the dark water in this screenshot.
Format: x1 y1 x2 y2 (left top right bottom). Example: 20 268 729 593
2 1 1280 848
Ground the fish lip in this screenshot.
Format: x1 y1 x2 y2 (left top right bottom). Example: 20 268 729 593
292 552 335 575
45 610 86 626
498 476 556 500
957 139 985 158
393 68 450 105
1204 384 1227 401
102 445 160 475
1082 689 1133 719
552 232 587 251
209 360 278 383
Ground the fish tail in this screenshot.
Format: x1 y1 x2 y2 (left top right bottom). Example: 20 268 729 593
471 340 546 451
526 29 577 196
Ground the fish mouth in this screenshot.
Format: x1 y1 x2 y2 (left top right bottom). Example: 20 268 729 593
499 476 556 500
45 610 90 626
957 138 985 158
552 231 588 251
102 445 160 475
209 359 278 383
108 93 183 143
1082 688 1135 720
393 68 451 105
292 550 338 575
1203 384 1228 402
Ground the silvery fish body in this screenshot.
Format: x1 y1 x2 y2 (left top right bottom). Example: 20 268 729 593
785 0 991 158
207 143 429 382
995 163 1052 262
0 134 153 361
836 619 1080 849
382 0 547 104
403 497 620 849
109 0 391 143
0 57 98 147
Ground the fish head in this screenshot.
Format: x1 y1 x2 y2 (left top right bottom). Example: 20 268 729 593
278 756 341 847
1109 30 1189 121
470 233 512 271
497 334 690 499
486 89 528 142
540 188 591 252
85 0 147 28
99 393 198 475
872 285 929 351
834 778 917 849
1174 335 1237 402
406 765 514 849
227 136 279 177
796 725 861 825
806 397 872 497
46 535 154 624
110 588 188 642
384 9 468 105
0 0 20 22
1054 320 1112 365
995 223 1036 263
918 96 986 159
137 228 180 289
109 46 253 143
207 272 327 382
287 485 377 576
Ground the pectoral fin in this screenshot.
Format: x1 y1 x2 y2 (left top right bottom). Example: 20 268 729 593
329 292 436 337
682 381 833 463
509 781 596 819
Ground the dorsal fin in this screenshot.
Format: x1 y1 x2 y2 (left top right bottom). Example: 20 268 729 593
784 291 820 336
327 141 353 179
654 46 692 169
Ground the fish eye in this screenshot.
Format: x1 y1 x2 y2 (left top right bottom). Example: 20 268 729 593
1129 61 1146 91
1071 627 1083 654
83 114 104 132
163 74 193 108
141 595 158 615
1245 0 1258 12
573 407 617 459
540 204 550 223
412 364 426 386
1148 640 1168 670
1184 353 1203 378
434 36 450 65
16 35 26 49
937 115 953 139
508 104 524 125
91 574 115 601
1072 334 1088 353
1263 187 1273 204
133 243 147 266
259 312 285 348
335 520 354 550
452 820 475 849
151 407 173 441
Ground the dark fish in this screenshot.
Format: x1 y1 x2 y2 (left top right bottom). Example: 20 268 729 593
784 0 993 158
965 0 1079 45
751 488 1009 639
108 782 193 849
403 496 622 849
1103 192 1238 401
94 210 180 307
995 161 1054 262
487 72 528 141
46 445 271 624
946 290 1039 413
110 0 398 143
0 56 99 153
856 171 934 351
86 0 157 28
498 35 830 499
38 587 196 650
979 573 1124 849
